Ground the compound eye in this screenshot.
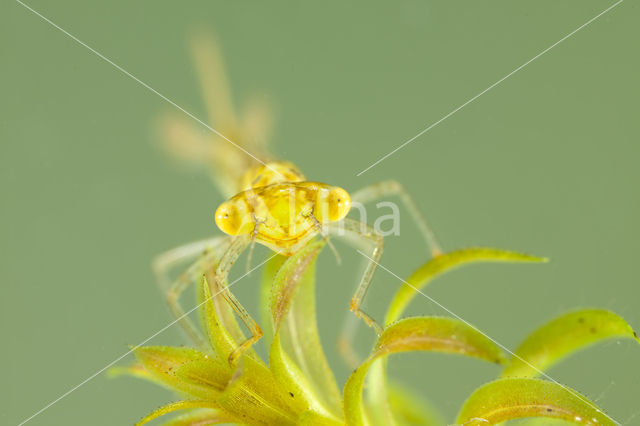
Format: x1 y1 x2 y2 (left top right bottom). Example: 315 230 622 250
328 187 351 222
215 201 250 235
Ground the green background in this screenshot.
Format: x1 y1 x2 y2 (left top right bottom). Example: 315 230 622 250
2 1 639 424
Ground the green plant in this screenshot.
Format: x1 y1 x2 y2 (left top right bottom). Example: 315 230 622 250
113 240 638 425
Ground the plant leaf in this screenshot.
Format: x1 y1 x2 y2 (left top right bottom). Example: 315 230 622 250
197 245 257 357
267 239 343 419
135 400 223 426
363 361 395 426
502 309 640 378
199 275 260 365
510 419 574 426
260 254 287 346
163 408 235 426
270 335 336 418
133 346 219 399
455 378 615 425
344 316 506 426
386 382 445 426
385 248 547 326
107 362 160 385
297 410 346 426
375 317 507 363
174 359 231 395
269 239 323 330
216 356 302 426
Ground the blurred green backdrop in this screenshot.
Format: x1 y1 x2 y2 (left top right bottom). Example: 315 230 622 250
2 0 639 424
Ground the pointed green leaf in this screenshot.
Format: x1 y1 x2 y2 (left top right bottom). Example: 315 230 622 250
363 361 394 426
135 400 223 426
260 254 287 346
511 420 574 426
199 263 260 361
385 248 547 326
174 359 231 395
374 317 506 363
297 410 346 426
133 346 218 399
386 383 445 426
199 275 259 364
456 378 615 425
107 362 159 384
270 336 337 418
267 240 343 419
163 408 235 426
200 275 239 365
269 239 323 330
344 316 506 426
502 309 640 378
216 356 301 426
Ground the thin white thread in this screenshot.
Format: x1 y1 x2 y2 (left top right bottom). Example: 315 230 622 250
356 249 621 426
356 0 624 176
17 250 281 426
15 0 283 178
